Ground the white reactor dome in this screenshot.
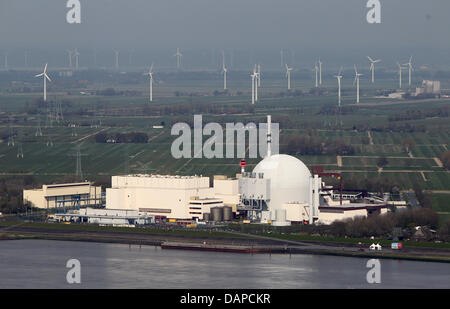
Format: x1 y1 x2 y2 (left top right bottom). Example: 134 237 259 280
252 154 312 212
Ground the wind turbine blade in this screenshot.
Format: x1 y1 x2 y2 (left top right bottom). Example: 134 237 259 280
35 73 44 77
45 73 52 82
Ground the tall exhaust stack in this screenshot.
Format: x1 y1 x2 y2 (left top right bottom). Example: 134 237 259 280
267 115 272 158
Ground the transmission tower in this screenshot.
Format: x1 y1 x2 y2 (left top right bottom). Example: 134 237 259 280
70 144 87 181
17 142 24 158
7 116 14 146
45 107 53 128
35 118 43 137
8 127 14 146
71 125 78 137
46 135 53 147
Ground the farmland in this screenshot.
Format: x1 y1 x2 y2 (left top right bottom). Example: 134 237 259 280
0 69 449 220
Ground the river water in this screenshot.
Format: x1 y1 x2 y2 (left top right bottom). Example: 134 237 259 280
0 239 448 289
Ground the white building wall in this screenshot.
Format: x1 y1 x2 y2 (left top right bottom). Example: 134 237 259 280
317 208 367 225
106 175 216 219
214 178 240 211
24 182 102 209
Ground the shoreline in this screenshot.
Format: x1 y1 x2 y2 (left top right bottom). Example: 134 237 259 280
1 226 449 263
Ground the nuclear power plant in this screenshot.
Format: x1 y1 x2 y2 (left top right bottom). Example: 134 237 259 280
24 115 389 226
95 115 387 226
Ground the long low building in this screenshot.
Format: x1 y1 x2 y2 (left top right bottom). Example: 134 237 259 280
106 174 231 220
23 182 103 209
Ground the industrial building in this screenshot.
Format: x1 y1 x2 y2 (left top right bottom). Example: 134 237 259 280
100 116 389 226
415 80 441 96
50 208 154 227
23 182 103 210
106 174 231 220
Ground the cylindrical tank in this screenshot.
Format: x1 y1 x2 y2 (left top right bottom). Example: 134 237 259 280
223 206 232 221
211 207 224 222
203 213 210 222
275 209 286 222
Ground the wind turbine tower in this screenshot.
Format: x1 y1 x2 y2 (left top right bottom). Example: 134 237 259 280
334 67 343 107
314 62 319 88
250 70 257 105
368 56 381 83
74 49 80 70
354 65 363 104
35 63 51 102
257 64 261 87
397 62 404 89
222 62 227 90
404 56 414 87
175 48 183 69
146 64 154 102
115 50 120 70
285 64 293 90
67 50 73 68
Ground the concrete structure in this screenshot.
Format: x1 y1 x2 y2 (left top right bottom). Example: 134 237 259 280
213 175 240 212
189 197 223 220
23 182 102 209
236 115 389 226
52 207 154 226
416 80 440 95
106 174 223 220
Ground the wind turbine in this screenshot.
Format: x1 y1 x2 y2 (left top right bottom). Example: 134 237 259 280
280 49 284 69
257 64 261 87
35 63 52 102
254 65 259 102
222 62 227 90
334 67 343 107
313 62 319 88
285 64 293 90
354 65 363 104
397 62 404 89
318 59 323 85
250 70 257 105
221 51 227 90
67 50 73 68
145 63 154 102
174 48 183 69
367 56 381 83
114 50 120 70
403 56 414 87
74 49 80 70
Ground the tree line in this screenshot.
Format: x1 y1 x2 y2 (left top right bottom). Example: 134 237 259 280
95 132 149 143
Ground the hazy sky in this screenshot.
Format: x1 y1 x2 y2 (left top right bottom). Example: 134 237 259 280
0 0 449 65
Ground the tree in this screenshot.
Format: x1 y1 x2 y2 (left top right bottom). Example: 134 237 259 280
402 138 416 153
377 156 388 168
440 150 450 170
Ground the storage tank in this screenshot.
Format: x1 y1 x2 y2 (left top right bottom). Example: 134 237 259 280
223 206 233 221
203 213 210 222
211 207 224 222
272 209 290 226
